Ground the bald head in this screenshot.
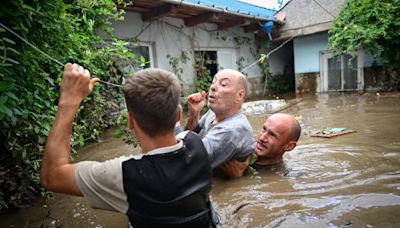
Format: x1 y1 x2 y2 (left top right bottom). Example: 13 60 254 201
208 69 249 121
255 113 301 164
216 69 248 97
268 113 301 141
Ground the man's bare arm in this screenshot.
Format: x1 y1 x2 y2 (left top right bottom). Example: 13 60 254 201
185 110 201 131
218 155 251 178
184 91 206 130
40 63 98 195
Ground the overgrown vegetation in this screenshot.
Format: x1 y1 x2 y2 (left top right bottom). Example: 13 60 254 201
328 0 400 90
166 51 190 86
0 0 134 210
329 0 400 67
193 51 214 93
253 35 293 95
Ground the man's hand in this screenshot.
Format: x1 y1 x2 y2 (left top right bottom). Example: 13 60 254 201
185 91 206 130
187 91 206 115
59 63 99 107
219 155 251 178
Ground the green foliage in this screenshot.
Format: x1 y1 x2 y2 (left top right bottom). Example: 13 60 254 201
114 109 139 147
195 70 212 93
233 36 252 46
193 52 213 93
328 0 400 68
266 74 293 94
0 0 133 210
245 157 257 175
236 56 247 74
166 51 190 84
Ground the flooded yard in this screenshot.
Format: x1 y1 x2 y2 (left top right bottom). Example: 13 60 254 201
1 93 400 227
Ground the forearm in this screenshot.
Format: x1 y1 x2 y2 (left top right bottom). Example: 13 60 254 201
219 155 251 179
185 111 200 131
40 103 79 189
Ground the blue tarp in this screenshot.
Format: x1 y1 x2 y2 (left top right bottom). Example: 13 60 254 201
183 0 276 21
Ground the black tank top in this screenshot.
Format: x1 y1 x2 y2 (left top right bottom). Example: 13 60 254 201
122 131 212 227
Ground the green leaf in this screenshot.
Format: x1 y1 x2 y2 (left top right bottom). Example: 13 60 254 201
0 63 13 67
2 37 16 45
5 92 18 101
0 96 8 105
12 108 22 116
114 130 123 138
245 166 256 175
0 104 12 116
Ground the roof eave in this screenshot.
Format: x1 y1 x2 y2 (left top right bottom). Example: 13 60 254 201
162 0 276 21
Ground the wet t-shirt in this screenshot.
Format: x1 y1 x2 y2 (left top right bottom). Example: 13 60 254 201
195 110 255 169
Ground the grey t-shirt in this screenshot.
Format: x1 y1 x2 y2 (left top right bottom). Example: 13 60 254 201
196 110 255 169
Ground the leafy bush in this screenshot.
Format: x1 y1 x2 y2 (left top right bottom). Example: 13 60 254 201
329 0 400 68
0 0 133 210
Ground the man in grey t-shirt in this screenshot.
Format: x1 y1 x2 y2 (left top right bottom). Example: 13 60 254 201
179 69 255 170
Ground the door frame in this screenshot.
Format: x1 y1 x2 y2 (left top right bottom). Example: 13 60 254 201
319 49 364 92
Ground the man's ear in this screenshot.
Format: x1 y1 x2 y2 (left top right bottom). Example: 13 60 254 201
176 104 182 123
236 89 245 103
285 141 297 152
126 111 135 130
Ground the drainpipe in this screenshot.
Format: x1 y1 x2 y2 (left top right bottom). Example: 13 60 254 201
161 0 276 21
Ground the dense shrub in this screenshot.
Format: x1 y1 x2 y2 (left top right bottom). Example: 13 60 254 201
329 0 400 68
0 0 133 209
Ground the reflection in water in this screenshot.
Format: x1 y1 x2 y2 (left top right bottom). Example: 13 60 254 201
1 93 400 227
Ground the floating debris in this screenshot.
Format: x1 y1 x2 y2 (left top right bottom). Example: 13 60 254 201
242 98 302 115
311 128 356 138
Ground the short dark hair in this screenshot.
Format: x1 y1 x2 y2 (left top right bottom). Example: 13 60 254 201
123 68 181 136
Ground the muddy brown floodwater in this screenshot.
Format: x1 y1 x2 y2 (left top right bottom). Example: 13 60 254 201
1 93 400 227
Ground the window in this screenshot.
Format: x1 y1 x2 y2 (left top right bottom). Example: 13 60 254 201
127 43 154 69
118 42 155 75
320 50 362 92
194 51 218 78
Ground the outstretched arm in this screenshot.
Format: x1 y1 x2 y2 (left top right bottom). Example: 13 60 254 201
40 63 99 195
185 91 206 130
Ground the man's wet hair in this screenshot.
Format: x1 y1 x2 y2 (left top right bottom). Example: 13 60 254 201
123 68 181 136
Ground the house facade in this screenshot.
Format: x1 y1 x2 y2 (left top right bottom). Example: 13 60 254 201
270 0 384 94
112 0 276 97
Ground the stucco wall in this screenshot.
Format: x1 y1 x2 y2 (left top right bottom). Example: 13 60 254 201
112 12 263 95
293 32 328 73
279 0 345 32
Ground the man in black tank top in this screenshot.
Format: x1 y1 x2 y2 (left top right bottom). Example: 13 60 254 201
41 64 217 227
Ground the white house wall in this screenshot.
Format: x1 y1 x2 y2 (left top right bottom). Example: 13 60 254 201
112 11 262 93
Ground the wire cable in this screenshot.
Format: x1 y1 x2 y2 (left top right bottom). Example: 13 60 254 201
0 22 123 88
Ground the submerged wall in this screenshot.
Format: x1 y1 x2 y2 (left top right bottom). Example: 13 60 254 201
293 32 328 93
